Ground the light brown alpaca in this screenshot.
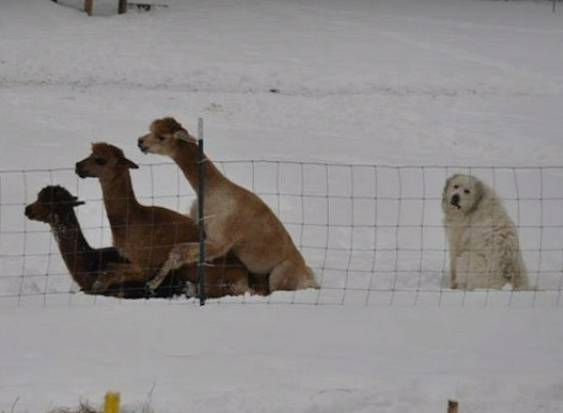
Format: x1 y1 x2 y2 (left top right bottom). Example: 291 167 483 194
74 142 256 298
137 117 319 292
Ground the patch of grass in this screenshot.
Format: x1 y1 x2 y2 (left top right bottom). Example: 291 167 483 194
48 402 99 413
46 400 155 413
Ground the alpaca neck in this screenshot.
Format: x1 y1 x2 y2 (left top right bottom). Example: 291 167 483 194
49 211 96 288
171 144 225 194
99 171 140 227
51 212 92 253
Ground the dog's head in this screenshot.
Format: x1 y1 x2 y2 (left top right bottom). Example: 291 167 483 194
137 117 197 157
442 174 484 215
24 186 85 223
75 143 139 179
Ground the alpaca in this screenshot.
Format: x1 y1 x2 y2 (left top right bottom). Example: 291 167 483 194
137 117 319 292
24 185 185 298
75 143 255 298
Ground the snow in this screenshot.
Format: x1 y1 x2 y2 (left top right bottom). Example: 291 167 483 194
1 0 563 411
2 304 563 413
1 0 563 167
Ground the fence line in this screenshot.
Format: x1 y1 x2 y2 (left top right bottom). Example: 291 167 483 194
1 162 563 307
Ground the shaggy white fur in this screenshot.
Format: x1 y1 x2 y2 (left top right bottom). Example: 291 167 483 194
442 174 529 290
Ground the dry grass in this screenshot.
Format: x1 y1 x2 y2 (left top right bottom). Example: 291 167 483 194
46 400 154 413
47 402 99 413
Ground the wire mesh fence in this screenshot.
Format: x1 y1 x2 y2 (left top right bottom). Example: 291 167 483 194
1 161 562 307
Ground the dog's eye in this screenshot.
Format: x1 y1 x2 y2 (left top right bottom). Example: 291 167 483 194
453 185 459 189
464 189 470 194
94 157 107 165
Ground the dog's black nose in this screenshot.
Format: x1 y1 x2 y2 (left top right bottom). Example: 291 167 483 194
451 194 460 206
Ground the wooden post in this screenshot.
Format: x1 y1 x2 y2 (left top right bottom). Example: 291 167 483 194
118 0 128 14
104 392 120 413
447 400 458 413
84 0 93 15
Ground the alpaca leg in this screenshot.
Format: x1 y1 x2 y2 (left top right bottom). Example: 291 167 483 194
269 260 318 291
92 263 148 292
222 265 253 296
148 240 234 292
249 272 270 296
231 278 253 295
204 265 252 298
184 282 197 298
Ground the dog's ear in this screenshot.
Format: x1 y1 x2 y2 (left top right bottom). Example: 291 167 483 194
118 157 139 169
467 178 485 213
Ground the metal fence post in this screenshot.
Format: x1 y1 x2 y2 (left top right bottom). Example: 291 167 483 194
197 118 206 306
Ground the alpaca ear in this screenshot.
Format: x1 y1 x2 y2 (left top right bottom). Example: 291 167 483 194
119 157 139 169
70 200 86 207
174 129 196 143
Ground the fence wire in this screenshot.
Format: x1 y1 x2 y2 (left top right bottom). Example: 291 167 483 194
1 162 562 307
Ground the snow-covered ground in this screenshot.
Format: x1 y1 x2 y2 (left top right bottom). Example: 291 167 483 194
1 0 563 411
1 0 563 167
2 304 563 413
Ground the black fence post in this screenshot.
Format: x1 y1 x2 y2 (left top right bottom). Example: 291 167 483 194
197 118 206 306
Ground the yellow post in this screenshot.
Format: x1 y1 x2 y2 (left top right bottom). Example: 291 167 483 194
104 392 120 413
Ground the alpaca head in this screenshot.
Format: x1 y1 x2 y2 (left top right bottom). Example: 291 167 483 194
75 143 139 180
137 117 197 157
25 186 85 223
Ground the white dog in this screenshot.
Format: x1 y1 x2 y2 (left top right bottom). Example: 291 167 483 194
442 174 529 290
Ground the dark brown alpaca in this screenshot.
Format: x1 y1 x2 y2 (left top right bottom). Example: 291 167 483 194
24 185 185 298
75 143 258 298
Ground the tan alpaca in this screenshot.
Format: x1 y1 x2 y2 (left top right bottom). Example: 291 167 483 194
138 117 319 292
75 143 256 298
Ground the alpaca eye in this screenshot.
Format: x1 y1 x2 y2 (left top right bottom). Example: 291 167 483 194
94 157 107 165
158 135 165 141
464 189 470 194
453 185 459 189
